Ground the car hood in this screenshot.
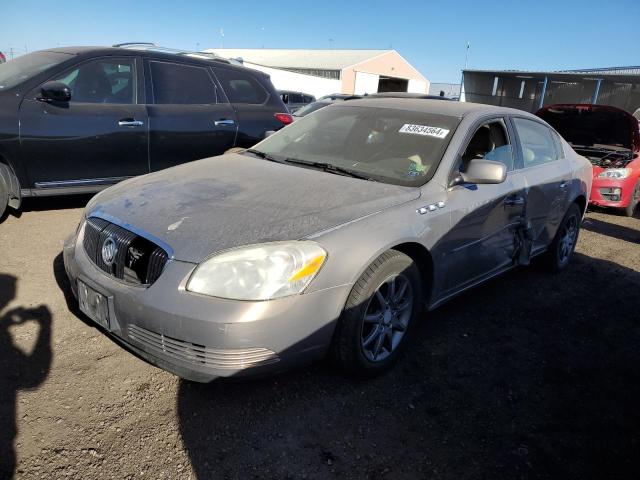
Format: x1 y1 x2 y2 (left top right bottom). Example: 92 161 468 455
536 104 640 152
87 154 420 263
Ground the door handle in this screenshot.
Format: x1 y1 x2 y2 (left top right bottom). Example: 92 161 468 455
214 119 235 126
559 180 569 189
505 195 525 206
118 119 144 127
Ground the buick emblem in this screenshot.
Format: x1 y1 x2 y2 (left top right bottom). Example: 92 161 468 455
101 237 118 266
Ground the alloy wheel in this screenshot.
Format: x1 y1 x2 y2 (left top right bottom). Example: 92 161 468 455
360 274 414 362
558 215 578 264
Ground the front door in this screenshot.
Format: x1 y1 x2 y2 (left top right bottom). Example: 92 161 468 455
145 60 238 172
437 118 527 295
19 56 148 189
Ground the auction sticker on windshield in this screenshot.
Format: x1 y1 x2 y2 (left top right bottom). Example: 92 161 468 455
399 124 450 139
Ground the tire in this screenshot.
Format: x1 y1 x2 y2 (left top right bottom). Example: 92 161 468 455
0 169 8 221
543 203 582 272
623 180 640 217
330 250 422 377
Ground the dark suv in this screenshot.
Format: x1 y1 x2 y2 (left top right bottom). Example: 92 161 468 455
0 44 291 218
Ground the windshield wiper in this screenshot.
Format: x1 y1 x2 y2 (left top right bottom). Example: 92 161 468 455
246 149 374 180
281 157 374 181
245 149 286 164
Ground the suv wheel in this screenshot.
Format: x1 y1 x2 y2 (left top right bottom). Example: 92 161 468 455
331 250 421 377
0 169 8 220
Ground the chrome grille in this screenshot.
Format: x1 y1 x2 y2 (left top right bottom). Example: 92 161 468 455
128 325 280 370
82 217 169 285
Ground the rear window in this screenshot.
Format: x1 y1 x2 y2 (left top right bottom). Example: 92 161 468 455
215 68 268 104
0 51 72 90
150 61 217 104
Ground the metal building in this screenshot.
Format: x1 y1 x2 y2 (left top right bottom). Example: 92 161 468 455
462 67 640 114
205 48 430 98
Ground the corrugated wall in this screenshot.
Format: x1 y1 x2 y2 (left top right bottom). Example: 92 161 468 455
463 71 640 114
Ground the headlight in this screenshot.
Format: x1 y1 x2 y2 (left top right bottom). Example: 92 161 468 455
186 241 327 301
597 168 631 179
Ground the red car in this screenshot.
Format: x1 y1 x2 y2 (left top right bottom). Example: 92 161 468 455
537 104 640 216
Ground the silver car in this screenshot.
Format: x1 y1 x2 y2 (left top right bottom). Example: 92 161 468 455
63 99 592 382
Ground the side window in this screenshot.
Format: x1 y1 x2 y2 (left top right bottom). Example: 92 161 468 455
150 61 217 105
215 68 268 104
461 120 514 171
52 58 135 104
551 130 565 159
290 93 303 103
513 118 560 167
303 95 314 103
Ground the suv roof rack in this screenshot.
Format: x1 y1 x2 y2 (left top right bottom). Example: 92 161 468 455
112 42 157 48
112 43 238 65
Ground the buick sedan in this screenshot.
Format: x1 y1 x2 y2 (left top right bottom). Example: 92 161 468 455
63 99 592 382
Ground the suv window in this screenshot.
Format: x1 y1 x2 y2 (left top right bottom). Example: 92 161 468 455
290 93 303 103
52 58 135 104
513 118 559 167
461 119 514 171
215 68 268 104
150 61 217 104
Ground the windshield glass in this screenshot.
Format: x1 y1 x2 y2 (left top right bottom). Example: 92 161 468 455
0 51 72 90
293 101 331 117
251 105 460 187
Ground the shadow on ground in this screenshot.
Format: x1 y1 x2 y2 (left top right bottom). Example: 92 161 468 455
20 194 94 213
583 217 640 244
0 274 52 480
177 252 640 479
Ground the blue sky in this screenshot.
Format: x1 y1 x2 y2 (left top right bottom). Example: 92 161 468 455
2 0 639 83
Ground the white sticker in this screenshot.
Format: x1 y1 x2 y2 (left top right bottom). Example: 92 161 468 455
399 124 450 139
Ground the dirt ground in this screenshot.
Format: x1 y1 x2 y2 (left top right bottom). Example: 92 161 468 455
0 196 639 480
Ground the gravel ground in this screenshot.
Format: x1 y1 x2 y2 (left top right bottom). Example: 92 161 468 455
1 197 639 480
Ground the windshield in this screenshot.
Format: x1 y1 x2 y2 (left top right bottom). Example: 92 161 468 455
0 51 72 90
293 101 331 117
251 105 460 187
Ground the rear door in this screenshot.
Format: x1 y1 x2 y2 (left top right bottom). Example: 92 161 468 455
146 59 238 172
213 67 283 148
511 117 572 251
19 56 148 188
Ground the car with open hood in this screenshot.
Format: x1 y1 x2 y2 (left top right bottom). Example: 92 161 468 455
536 104 640 216
63 99 591 382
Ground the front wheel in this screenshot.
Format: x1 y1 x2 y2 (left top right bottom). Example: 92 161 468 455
623 180 640 217
543 203 582 272
0 171 8 221
330 250 422 377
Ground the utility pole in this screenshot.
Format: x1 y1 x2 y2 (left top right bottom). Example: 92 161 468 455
459 42 470 102
9 47 15 60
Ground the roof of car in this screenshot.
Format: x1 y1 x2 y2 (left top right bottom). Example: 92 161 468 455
41 46 265 75
338 98 534 119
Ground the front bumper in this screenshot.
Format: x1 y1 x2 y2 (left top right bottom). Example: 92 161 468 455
589 177 635 208
63 228 351 382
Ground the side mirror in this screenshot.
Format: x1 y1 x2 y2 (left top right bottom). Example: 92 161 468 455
39 81 71 102
457 159 507 185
